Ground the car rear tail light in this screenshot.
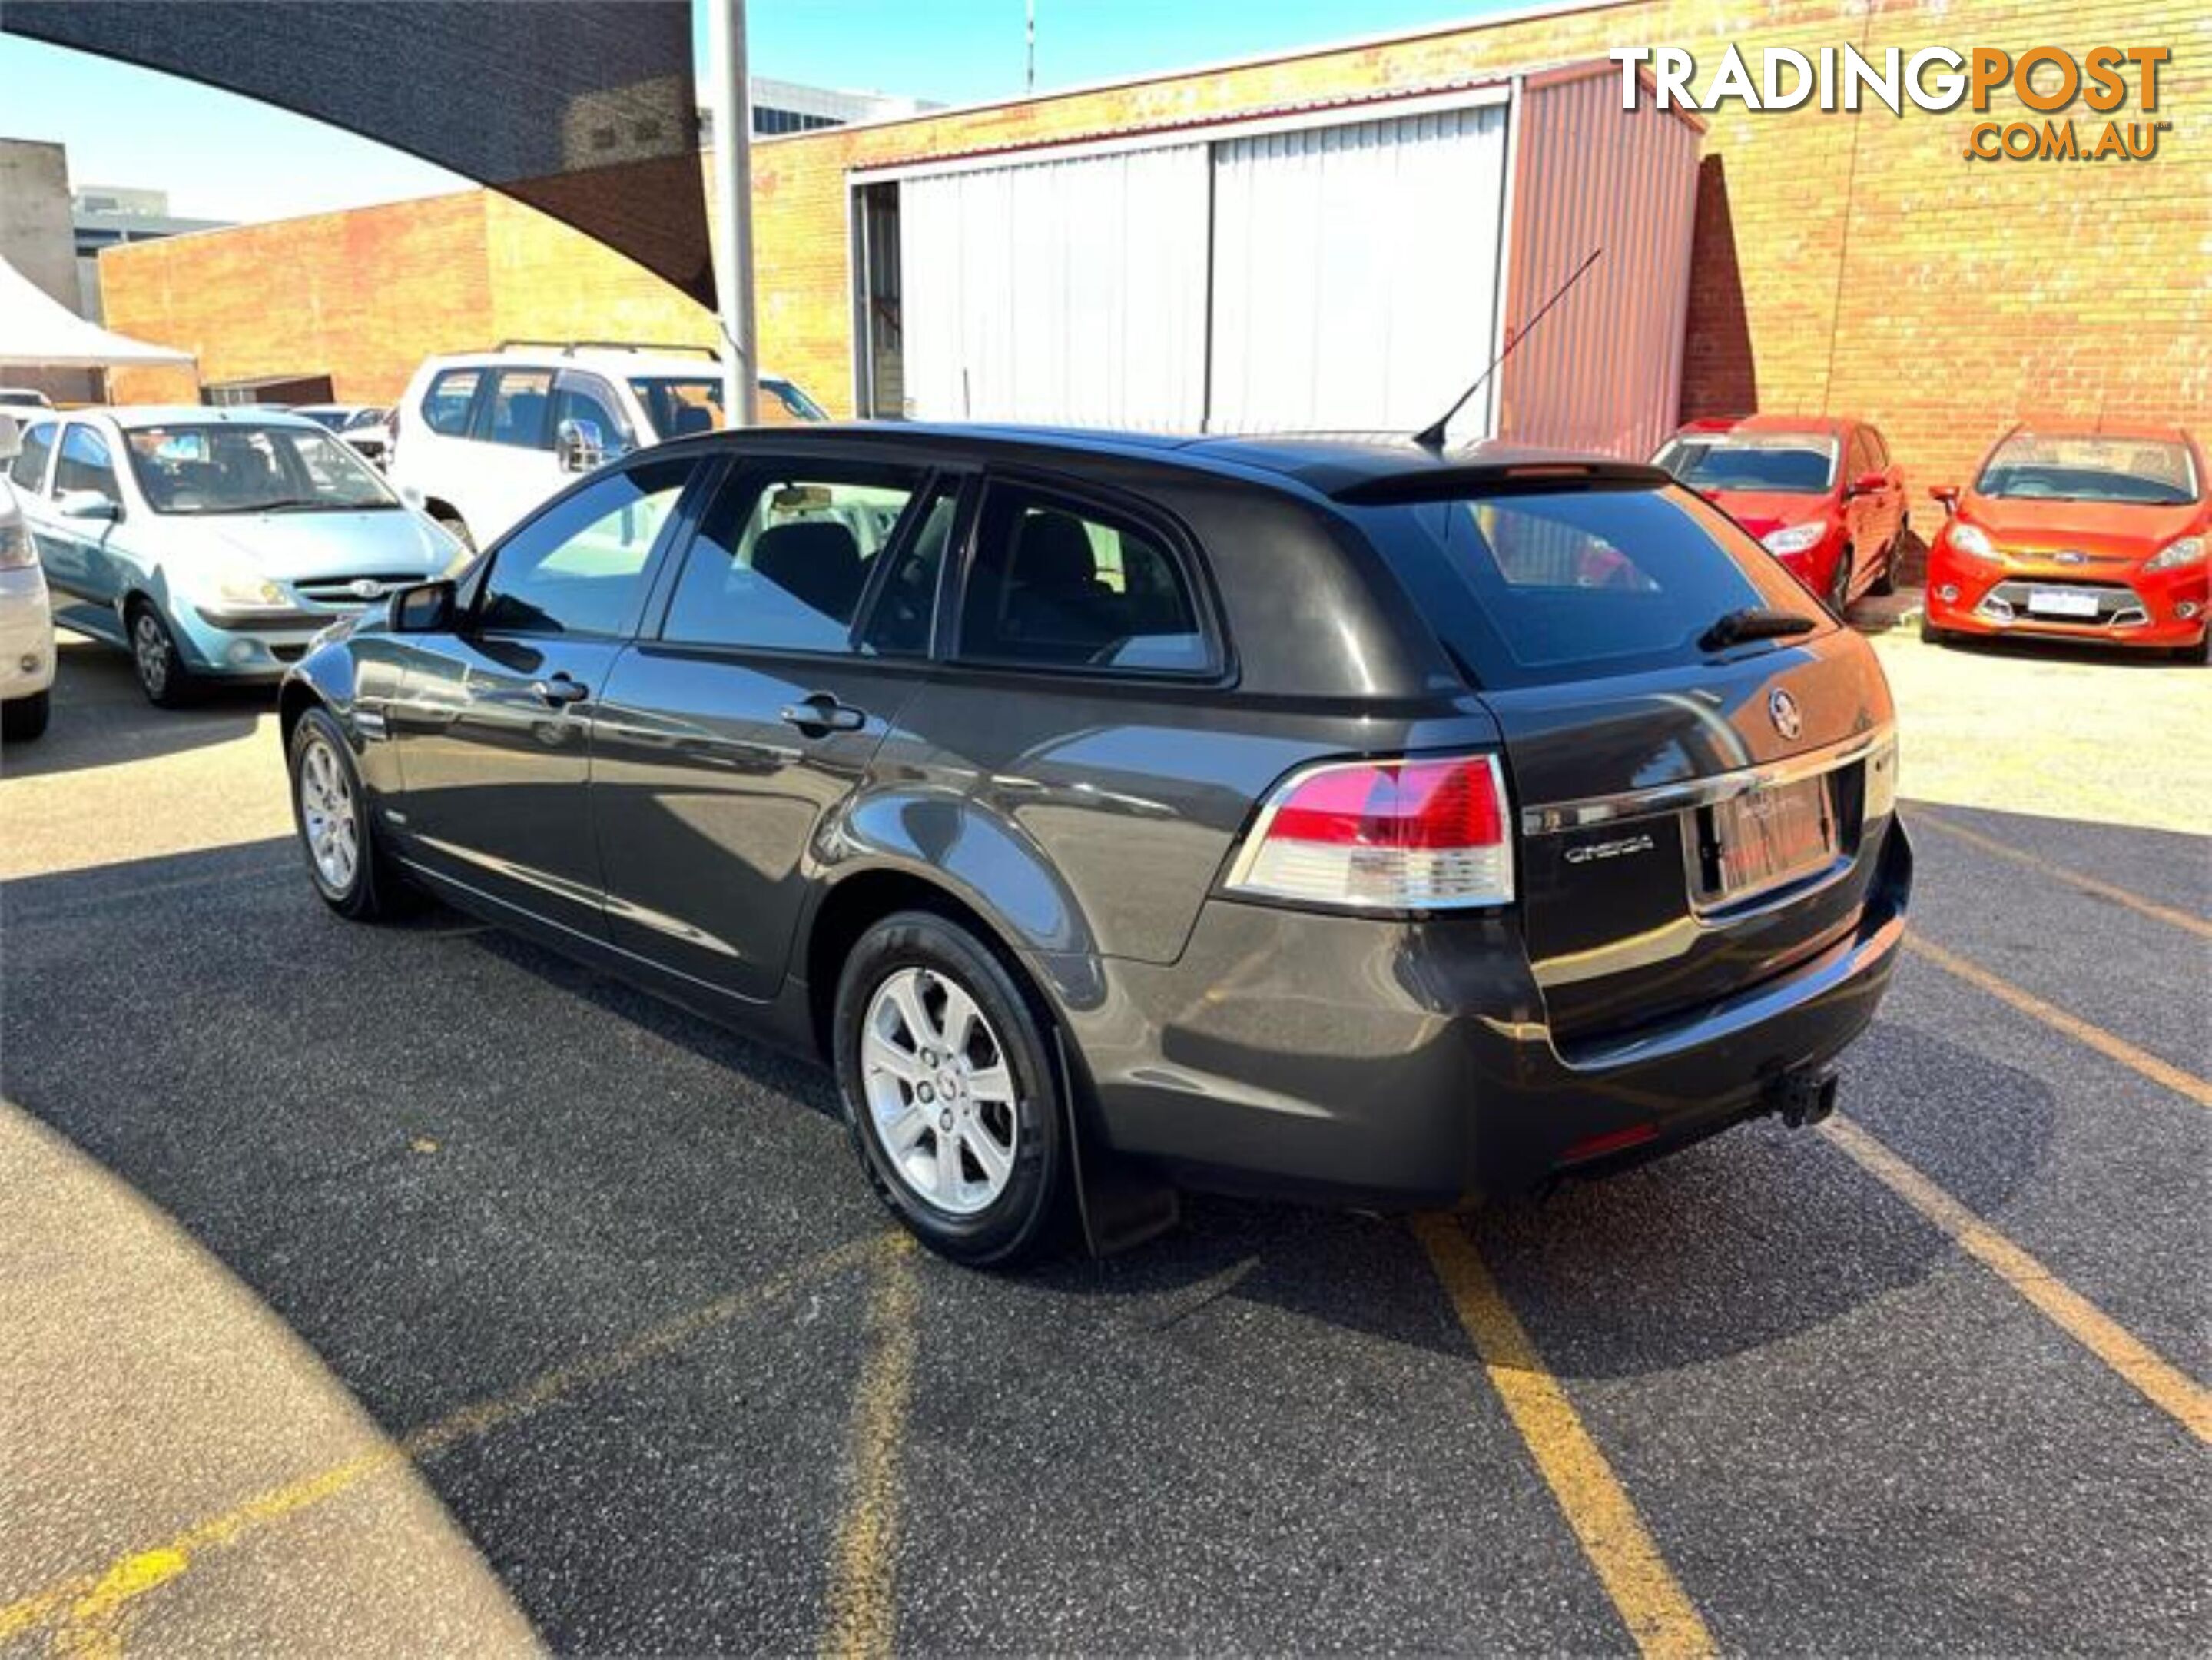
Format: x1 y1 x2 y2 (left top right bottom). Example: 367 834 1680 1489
1224 753 1514 911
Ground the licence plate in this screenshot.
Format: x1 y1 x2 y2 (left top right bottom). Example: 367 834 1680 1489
2026 588 2101 619
1706 776 1836 902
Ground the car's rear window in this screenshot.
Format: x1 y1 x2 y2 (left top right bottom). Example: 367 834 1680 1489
1358 484 1831 689
1652 433 1836 494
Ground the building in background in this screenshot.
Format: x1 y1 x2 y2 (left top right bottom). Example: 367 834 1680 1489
741 77 942 137
71 184 229 320
0 137 94 400
92 0 2209 507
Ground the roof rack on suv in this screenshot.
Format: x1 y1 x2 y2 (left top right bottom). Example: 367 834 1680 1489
492 339 721 360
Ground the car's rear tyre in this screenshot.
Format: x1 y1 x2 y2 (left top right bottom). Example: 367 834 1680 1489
128 601 195 708
833 910 1068 1267
287 706 402 920
2 689 49 741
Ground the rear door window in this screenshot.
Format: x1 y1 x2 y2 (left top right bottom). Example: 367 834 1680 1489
957 483 1215 675
476 369 555 450
420 368 483 437
9 423 55 493
1361 485 1830 689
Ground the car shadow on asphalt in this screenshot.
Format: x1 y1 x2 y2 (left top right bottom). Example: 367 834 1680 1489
2 840 2059 1409
0 634 272 780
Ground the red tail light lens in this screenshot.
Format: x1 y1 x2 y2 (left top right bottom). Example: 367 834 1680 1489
1225 753 1514 911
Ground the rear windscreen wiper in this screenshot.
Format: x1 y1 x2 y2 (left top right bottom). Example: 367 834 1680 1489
1699 607 1819 653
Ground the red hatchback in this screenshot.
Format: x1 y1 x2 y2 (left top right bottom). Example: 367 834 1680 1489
1923 424 2209 660
1653 416 1909 613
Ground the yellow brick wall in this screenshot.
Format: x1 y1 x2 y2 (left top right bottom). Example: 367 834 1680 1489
103 0 2210 506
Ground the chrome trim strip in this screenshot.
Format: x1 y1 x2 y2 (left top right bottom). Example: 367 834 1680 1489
1520 725 1894 836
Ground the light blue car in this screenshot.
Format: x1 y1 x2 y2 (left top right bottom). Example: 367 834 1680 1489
6 405 465 706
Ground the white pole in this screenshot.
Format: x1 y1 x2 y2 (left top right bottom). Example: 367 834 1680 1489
707 0 758 424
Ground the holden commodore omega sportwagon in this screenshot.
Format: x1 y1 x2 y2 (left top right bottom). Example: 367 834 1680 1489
278 426 1912 1264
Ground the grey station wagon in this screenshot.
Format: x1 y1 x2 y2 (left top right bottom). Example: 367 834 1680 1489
281 426 1912 1264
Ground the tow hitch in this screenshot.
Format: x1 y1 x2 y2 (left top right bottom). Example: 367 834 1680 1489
1768 1065 1840 1129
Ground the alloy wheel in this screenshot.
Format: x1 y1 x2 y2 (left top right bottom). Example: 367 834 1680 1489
861 965 1019 1216
297 733 361 895
133 611 171 699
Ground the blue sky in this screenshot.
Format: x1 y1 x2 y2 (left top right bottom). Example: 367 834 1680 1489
0 1 1518 224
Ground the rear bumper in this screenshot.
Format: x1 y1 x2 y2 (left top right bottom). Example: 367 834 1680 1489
1052 818 1912 1207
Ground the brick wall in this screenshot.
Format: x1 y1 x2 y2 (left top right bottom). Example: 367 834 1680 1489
104 0 2210 507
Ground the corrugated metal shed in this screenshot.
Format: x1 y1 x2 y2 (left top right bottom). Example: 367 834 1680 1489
858 58 1705 457
1495 61 1706 460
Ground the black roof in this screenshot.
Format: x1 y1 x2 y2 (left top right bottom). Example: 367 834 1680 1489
759 422 1668 500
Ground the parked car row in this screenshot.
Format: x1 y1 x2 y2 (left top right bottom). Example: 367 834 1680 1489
1651 415 2207 662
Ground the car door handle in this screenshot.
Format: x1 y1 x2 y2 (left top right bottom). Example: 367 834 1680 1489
779 692 866 733
532 673 589 706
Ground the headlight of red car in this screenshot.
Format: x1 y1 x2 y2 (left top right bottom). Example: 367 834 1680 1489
1761 522 1827 557
2143 534 2205 573
1945 522 1999 561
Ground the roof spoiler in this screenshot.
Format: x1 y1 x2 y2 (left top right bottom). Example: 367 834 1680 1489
1331 460 1674 505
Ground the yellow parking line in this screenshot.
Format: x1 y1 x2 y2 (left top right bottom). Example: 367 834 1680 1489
1821 1117 2211 1444
0 1233 894 1651
821 1236 920 1660
1412 1215 1714 1660
1911 810 2212 941
1905 935 2212 1110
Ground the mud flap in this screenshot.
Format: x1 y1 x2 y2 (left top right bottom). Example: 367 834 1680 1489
1055 1029 1179 1257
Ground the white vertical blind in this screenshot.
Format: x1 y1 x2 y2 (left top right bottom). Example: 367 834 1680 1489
899 144 1211 429
1207 105 1510 440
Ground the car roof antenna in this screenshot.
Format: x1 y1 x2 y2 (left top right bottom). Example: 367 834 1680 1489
1412 247 1603 452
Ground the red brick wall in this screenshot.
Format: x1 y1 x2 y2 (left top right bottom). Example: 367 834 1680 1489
104 0 2210 507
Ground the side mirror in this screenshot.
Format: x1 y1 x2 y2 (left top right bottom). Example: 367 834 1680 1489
555 417 605 475
389 578 457 633
55 489 121 522
1931 484 1961 515
1844 471 1886 499
0 413 18 464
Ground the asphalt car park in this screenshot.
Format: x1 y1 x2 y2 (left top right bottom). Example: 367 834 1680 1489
2 616 2207 1656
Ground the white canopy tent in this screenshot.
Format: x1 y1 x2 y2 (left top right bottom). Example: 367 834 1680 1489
0 252 194 370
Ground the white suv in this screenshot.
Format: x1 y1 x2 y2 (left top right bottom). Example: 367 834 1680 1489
386 343 827 549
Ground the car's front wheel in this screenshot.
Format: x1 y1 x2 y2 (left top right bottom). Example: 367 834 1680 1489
128 601 194 708
1828 547 1855 617
287 706 401 919
834 911 1068 1267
